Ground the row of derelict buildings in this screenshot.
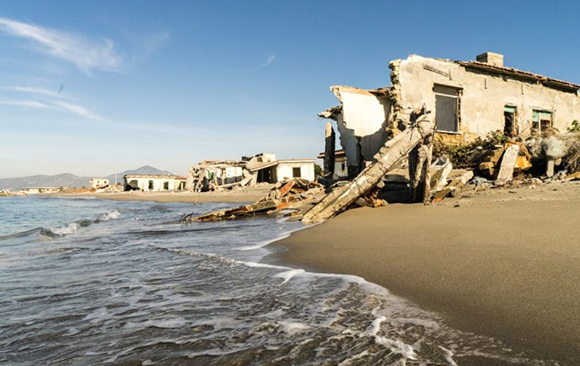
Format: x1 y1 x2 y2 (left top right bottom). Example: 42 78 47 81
90 51 580 192
97 153 316 193
319 51 580 178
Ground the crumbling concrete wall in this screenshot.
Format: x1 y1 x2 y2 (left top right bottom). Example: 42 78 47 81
396 55 580 139
326 86 391 170
321 54 580 172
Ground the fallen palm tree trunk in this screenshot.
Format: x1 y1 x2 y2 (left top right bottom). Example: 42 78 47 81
181 178 323 223
302 115 434 225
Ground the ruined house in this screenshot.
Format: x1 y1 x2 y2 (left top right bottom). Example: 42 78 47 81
123 174 187 192
89 178 109 189
247 154 316 183
320 52 580 175
186 153 316 192
23 187 61 194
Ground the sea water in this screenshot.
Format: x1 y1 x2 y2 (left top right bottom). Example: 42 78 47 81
0 196 557 365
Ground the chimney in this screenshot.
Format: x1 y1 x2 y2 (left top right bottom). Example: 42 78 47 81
476 52 504 67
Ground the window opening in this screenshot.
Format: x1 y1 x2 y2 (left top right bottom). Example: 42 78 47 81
434 85 460 132
504 105 517 136
292 167 301 178
532 110 552 136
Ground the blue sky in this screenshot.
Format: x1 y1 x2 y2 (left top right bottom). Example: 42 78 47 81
1 0 579 178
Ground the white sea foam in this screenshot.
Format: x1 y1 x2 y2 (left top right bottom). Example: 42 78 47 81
98 210 121 221
438 346 459 366
49 222 80 236
243 261 287 270
124 318 187 329
273 268 305 284
235 231 293 251
278 321 312 335
337 350 370 366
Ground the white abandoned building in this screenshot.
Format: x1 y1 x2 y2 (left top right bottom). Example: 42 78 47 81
23 187 61 194
317 150 348 180
187 153 316 192
319 52 580 176
89 178 109 189
123 174 187 192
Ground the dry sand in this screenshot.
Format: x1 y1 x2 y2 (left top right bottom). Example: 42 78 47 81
272 180 580 365
59 185 273 204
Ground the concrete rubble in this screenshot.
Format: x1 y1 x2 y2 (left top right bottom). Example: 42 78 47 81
302 114 434 224
495 144 520 185
180 178 324 222
186 153 316 193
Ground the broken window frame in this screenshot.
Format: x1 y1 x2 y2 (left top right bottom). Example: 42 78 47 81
504 105 518 136
433 84 461 133
532 109 553 135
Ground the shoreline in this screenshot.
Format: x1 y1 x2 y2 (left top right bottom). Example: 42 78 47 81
54 186 274 204
270 180 580 365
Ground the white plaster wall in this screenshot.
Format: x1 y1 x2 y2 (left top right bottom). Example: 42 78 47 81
333 160 348 179
332 87 391 165
338 89 390 136
127 178 181 191
334 115 360 167
224 167 243 184
398 55 580 137
90 179 109 188
276 163 315 181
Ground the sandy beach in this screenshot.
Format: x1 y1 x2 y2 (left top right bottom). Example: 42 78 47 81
272 180 580 365
58 185 274 204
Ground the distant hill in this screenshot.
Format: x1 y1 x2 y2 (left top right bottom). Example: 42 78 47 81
0 166 175 190
105 165 174 184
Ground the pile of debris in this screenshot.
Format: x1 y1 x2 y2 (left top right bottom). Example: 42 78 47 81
182 121 580 226
180 178 324 222
187 160 252 193
302 113 435 224
427 130 580 202
0 189 27 197
95 184 123 193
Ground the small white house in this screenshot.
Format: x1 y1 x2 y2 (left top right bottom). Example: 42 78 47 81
89 178 109 189
317 150 348 179
276 159 316 182
246 154 316 183
124 174 187 192
23 187 61 194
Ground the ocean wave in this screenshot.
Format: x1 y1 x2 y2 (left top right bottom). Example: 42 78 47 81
39 210 121 238
96 210 121 222
41 223 82 237
0 227 42 241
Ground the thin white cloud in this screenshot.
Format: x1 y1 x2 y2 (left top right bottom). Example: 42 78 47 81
52 100 101 120
0 99 52 109
256 55 276 69
8 85 67 99
1 97 101 120
0 17 122 74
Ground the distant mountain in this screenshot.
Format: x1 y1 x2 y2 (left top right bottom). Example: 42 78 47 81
105 166 174 184
0 173 90 191
0 166 176 191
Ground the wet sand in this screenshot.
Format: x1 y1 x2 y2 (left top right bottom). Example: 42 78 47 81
59 185 273 204
272 180 580 365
